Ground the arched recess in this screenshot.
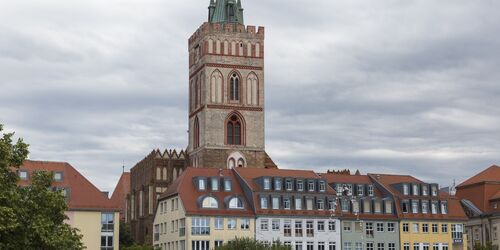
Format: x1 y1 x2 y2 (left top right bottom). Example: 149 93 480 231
227 70 242 102
210 70 223 103
246 72 259 106
172 168 177 181
208 39 214 54
193 116 200 149
223 40 229 55
225 111 245 146
162 167 167 180
227 151 246 169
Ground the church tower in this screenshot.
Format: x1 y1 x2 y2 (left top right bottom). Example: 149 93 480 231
187 0 272 169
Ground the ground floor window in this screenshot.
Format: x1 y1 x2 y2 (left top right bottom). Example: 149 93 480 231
329 242 336 250
295 241 303 250
100 235 113 250
215 240 223 248
192 240 210 250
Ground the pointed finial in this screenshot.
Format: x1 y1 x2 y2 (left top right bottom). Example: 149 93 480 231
122 160 125 173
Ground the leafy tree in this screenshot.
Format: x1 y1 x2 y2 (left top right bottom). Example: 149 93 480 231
122 244 159 250
0 124 83 249
474 242 498 250
120 221 135 248
216 238 291 250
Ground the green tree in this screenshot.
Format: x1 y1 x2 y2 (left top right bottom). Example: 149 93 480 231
119 221 135 248
474 242 498 250
0 124 83 249
122 244 159 250
216 238 291 250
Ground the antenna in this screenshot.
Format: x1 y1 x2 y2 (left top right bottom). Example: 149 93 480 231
122 160 125 173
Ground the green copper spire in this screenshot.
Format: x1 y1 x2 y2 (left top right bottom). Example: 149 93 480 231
208 0 244 25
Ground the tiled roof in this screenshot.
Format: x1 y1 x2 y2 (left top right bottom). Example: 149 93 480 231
369 173 467 221
110 172 130 216
235 168 325 191
18 160 118 211
457 165 500 188
159 167 254 217
490 190 500 201
321 173 372 184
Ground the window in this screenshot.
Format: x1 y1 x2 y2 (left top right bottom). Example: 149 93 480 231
383 222 393 232
101 235 113 250
422 224 429 233
319 242 326 250
343 221 352 232
366 243 374 250
296 242 303 250
329 221 336 231
180 219 186 236
341 199 349 212
101 213 114 232
317 199 325 210
306 198 313 210
297 180 304 191
191 217 210 235
356 242 363 250
272 219 280 231
422 185 429 196
403 184 409 195
368 185 374 196
154 224 159 242
442 244 449 250
272 197 280 209
404 243 410 250
193 116 200 149
329 242 336 250
413 223 419 233
295 220 303 237
192 240 210 250
307 242 314 250
198 179 206 190
431 202 438 214
358 185 364 196
412 200 419 213
366 222 374 238
431 185 438 196
388 243 396 250
344 242 352 250
442 224 448 233
336 184 342 194
275 179 282 190
403 223 409 232
378 243 385 250
227 218 236 230
295 197 302 210
215 241 224 248
260 219 269 231
264 178 271 190
306 221 314 237
374 200 382 213
284 198 291 209
226 114 242 145
215 218 224 230
413 184 419 196
224 179 232 191
284 220 292 237
319 182 326 192
413 243 419 250
229 73 240 101
422 201 429 214
286 180 293 190
452 224 463 240
423 243 429 250
211 178 219 191
260 197 268 209
54 172 63 181
201 197 218 208
377 223 384 232
329 200 337 211
352 200 359 213
318 221 325 231
308 181 315 192
402 201 410 213
229 197 243 209
441 201 448 214
19 170 28 180
432 224 438 233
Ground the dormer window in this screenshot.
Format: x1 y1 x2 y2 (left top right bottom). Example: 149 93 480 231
306 198 314 210
422 201 429 214
341 199 349 212
263 178 271 190
272 197 279 210
402 200 410 213
412 200 419 214
202 196 218 208
211 178 219 191
224 179 232 191
260 197 268 209
431 185 438 196
413 184 420 196
308 181 315 192
431 201 438 214
374 200 382 213
336 184 342 195
403 184 409 195
229 197 244 209
275 179 282 191
441 201 448 214
357 185 364 196
297 180 304 191
317 199 325 210
328 200 337 211
285 179 293 191
199 179 206 191
319 181 326 192
422 185 429 196
19 170 28 180
352 200 359 213
385 200 393 214
347 184 353 196
284 198 291 210
295 197 303 210
54 172 63 182
363 199 371 213
368 185 374 196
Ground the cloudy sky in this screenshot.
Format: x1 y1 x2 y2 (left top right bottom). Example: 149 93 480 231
1 0 499 193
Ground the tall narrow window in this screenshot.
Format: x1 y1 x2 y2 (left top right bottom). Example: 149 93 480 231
246 73 258 105
230 73 239 101
226 114 243 145
194 117 200 149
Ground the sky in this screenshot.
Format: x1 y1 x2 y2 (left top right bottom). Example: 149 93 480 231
1 0 499 194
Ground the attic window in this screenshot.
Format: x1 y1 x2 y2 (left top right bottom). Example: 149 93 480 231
368 185 374 196
54 172 63 182
199 179 206 191
19 170 28 180
224 179 232 191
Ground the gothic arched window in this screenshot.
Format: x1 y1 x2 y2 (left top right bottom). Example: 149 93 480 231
230 73 240 101
226 114 242 145
194 116 200 149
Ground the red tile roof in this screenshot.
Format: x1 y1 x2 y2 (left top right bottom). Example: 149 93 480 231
18 160 118 211
110 172 131 219
235 168 326 191
159 167 254 217
491 190 500 201
457 165 500 188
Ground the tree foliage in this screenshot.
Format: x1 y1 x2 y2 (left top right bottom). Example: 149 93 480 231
120 221 135 248
0 124 84 249
474 242 499 250
216 238 291 250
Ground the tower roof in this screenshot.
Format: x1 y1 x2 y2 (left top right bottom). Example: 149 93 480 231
209 0 244 25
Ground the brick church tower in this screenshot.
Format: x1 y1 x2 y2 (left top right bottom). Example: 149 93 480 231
187 0 275 169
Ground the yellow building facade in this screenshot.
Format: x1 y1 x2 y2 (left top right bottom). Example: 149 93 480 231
400 220 467 250
66 211 120 250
